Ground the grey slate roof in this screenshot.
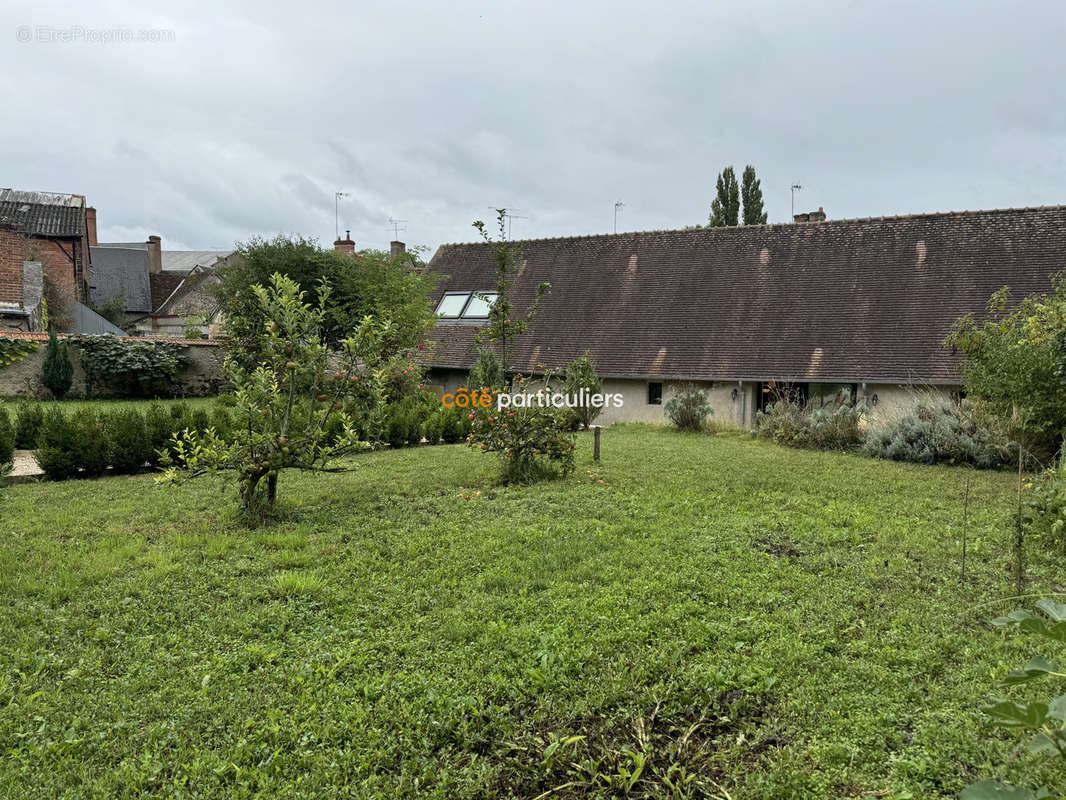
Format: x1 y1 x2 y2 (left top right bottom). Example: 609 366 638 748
426 205 1066 385
161 250 232 272
73 302 127 335
0 188 86 238
90 245 152 313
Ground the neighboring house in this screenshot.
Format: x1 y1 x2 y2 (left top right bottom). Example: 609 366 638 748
0 188 95 329
140 249 236 338
89 237 156 328
424 205 1066 426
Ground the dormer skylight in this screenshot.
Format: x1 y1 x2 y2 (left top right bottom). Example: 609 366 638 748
435 291 498 320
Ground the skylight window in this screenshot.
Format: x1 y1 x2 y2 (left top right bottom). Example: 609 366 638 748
435 291 498 320
462 292 497 318
435 292 469 318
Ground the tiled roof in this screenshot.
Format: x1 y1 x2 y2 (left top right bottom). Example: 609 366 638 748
149 272 187 311
0 188 86 238
425 206 1066 384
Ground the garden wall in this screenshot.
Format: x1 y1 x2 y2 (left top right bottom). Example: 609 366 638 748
0 332 224 397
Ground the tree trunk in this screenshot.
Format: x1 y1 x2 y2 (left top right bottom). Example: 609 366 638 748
267 472 278 505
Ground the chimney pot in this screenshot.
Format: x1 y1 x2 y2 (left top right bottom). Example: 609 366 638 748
334 231 356 257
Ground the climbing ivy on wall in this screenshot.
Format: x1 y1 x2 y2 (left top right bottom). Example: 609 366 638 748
0 338 39 368
71 335 189 397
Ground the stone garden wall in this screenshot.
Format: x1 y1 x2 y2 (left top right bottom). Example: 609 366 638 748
0 332 225 397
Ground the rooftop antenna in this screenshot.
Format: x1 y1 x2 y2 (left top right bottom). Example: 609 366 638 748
388 217 407 239
335 191 350 240
487 207 528 238
790 184 802 220
614 200 625 234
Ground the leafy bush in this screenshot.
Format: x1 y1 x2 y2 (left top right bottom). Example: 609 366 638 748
961 601 1066 799
41 329 74 399
862 396 1014 468
439 405 472 444
210 407 235 441
757 396 864 451
35 409 79 480
15 402 44 449
948 277 1066 456
468 375 576 483
145 403 179 465
665 385 713 432
564 352 604 429
68 409 110 477
104 409 152 474
0 407 14 467
73 335 189 397
1026 446 1066 552
422 411 443 445
469 347 505 391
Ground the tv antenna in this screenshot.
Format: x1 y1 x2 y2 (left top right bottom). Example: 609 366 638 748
614 200 625 234
335 191 350 240
388 217 408 239
488 207 528 238
790 184 803 219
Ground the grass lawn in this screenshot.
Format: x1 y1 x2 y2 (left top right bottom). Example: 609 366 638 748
0 425 1061 798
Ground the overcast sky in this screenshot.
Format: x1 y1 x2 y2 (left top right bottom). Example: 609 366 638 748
3 0 1065 254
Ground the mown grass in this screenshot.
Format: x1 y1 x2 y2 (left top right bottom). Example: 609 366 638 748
0 425 1061 798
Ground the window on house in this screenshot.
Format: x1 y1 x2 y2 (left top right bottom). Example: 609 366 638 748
462 291 497 318
435 292 470 318
648 382 663 405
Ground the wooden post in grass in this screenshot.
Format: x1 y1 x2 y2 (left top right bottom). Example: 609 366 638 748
593 425 601 462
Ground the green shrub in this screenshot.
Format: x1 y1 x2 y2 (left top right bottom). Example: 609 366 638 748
564 352 604 429
210 407 234 441
439 405 471 444
757 395 863 451
862 396 1014 468
41 329 74 399
104 410 152 474
73 335 188 398
170 402 189 421
665 385 713 432
469 347 505 391
145 403 178 465
185 407 212 436
422 411 443 445
0 407 14 466
69 409 110 477
35 408 78 480
15 402 44 449
1025 445 1066 552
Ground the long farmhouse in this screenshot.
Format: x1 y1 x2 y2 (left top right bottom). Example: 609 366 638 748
423 205 1066 426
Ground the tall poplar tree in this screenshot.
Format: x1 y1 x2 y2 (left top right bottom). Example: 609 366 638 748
741 165 768 224
708 167 740 227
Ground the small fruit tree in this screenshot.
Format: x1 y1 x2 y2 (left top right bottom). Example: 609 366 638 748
468 372 576 483
159 273 403 511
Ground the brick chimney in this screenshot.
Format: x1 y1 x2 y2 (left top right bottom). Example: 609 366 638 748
334 230 356 257
85 206 98 246
146 235 162 274
390 240 406 260
794 206 826 224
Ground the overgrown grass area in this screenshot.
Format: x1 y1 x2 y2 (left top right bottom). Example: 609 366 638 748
0 425 1060 798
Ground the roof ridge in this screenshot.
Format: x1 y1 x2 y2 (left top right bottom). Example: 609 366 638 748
435 204 1066 248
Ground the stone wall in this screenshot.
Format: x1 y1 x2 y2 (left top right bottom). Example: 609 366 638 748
0 332 225 397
